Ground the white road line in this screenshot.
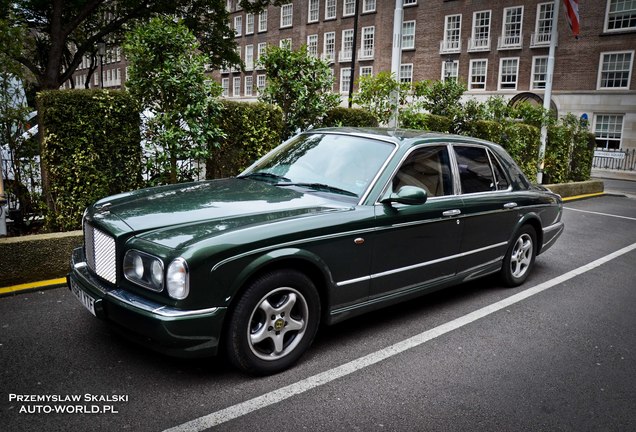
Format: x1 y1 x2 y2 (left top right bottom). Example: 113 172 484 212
565 207 636 221
163 242 636 432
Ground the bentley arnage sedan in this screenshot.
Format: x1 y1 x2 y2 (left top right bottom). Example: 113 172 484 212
69 128 563 374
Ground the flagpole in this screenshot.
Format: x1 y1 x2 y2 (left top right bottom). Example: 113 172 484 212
388 0 403 128
537 0 560 184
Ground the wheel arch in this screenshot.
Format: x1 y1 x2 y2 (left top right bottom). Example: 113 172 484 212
515 213 543 254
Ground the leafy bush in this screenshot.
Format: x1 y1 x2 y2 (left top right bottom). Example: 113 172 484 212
400 111 452 133
38 89 141 231
353 71 410 125
320 107 379 128
206 100 284 179
544 113 594 184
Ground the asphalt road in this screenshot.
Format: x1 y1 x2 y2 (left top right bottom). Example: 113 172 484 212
1 195 635 432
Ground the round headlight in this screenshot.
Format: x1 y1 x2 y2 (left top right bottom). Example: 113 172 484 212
133 254 144 279
150 260 164 287
167 258 189 300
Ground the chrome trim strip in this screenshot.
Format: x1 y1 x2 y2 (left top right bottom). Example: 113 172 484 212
106 289 218 318
543 221 564 234
336 241 508 286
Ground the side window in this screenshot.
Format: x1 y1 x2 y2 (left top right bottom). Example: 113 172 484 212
490 152 510 190
392 146 453 197
454 146 496 194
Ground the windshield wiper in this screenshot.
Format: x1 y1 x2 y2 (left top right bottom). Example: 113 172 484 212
238 172 291 183
276 182 358 197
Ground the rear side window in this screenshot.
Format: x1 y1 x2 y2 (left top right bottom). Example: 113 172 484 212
454 146 497 194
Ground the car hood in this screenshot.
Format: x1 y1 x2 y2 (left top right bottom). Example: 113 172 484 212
87 178 353 248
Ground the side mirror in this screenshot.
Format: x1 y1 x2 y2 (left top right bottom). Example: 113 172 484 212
381 186 428 206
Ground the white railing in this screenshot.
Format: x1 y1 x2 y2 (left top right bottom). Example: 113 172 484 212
467 37 491 52
498 34 523 50
439 39 461 54
339 50 352 62
530 32 556 48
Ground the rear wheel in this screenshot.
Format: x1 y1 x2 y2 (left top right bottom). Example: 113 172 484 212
225 269 320 375
501 225 537 287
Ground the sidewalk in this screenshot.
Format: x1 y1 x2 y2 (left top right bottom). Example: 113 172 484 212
591 168 636 182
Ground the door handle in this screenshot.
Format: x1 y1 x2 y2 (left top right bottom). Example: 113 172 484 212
442 209 461 217
503 202 518 209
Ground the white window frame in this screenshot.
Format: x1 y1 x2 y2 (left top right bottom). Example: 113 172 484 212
245 44 254 71
498 57 519 90
340 67 351 93
363 0 376 13
531 3 554 47
469 10 491 51
307 34 319 58
257 42 267 68
441 14 462 53
325 0 337 20
594 114 624 149
531 56 548 90
257 74 266 95
246 13 254 34
309 0 320 23
280 38 292 49
597 50 634 89
340 29 354 62
234 15 242 36
343 0 355 17
469 59 488 90
245 76 253 97
280 4 293 28
605 0 636 32
442 60 459 82
499 6 524 49
360 65 373 78
258 10 268 32
403 0 417 6
402 21 416 50
232 76 241 97
323 31 336 62
400 63 413 83
360 26 375 59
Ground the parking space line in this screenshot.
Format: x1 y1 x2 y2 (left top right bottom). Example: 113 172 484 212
163 242 636 432
565 207 636 221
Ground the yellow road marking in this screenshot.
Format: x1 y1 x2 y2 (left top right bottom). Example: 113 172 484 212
562 192 605 202
0 278 67 296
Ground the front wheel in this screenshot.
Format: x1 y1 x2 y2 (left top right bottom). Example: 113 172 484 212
501 225 537 287
225 270 321 375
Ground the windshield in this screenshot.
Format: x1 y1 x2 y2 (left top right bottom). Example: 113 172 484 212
240 133 395 200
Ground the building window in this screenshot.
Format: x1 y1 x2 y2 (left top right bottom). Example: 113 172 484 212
257 74 266 95
469 59 487 90
598 51 634 89
234 16 242 36
442 60 459 81
532 3 554 47
360 66 373 77
400 63 413 83
531 56 548 89
403 0 417 6
441 14 461 53
363 0 376 13
499 6 523 49
340 67 351 93
499 57 519 90
594 114 624 149
307 34 319 58
469 10 491 51
245 45 254 70
281 4 293 28
324 31 336 62
340 29 354 62
258 10 268 32
343 0 355 16
360 26 375 59
246 13 254 34
606 0 636 31
233 77 241 97
280 38 292 49
309 0 319 23
245 76 253 97
402 21 416 50
257 42 267 67
325 0 337 20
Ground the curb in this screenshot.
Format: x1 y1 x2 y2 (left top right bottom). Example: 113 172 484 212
0 278 67 298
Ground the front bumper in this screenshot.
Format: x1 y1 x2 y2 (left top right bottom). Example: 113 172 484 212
68 247 227 357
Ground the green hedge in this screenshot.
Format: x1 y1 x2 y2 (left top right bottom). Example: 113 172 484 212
206 100 284 179
400 112 452 133
320 107 379 127
38 89 142 231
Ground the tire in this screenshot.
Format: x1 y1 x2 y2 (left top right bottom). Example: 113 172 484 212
501 225 537 287
225 269 321 375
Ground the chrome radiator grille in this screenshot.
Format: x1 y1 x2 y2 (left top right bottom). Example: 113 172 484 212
84 224 117 284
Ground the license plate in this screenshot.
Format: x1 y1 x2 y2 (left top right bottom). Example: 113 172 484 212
71 281 96 317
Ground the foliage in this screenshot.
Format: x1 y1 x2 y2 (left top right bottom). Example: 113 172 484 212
38 89 141 231
319 107 379 128
412 79 467 123
0 0 288 91
545 113 594 183
259 45 340 139
353 72 410 126
400 111 452 133
124 17 222 185
207 100 283 179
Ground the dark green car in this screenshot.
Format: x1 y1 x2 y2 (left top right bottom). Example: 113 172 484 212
68 128 563 375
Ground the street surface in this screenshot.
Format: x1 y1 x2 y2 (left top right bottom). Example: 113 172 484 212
1 195 635 432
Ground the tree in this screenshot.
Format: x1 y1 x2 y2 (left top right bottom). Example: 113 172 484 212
124 16 222 185
353 71 410 126
1 0 289 92
259 45 340 139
